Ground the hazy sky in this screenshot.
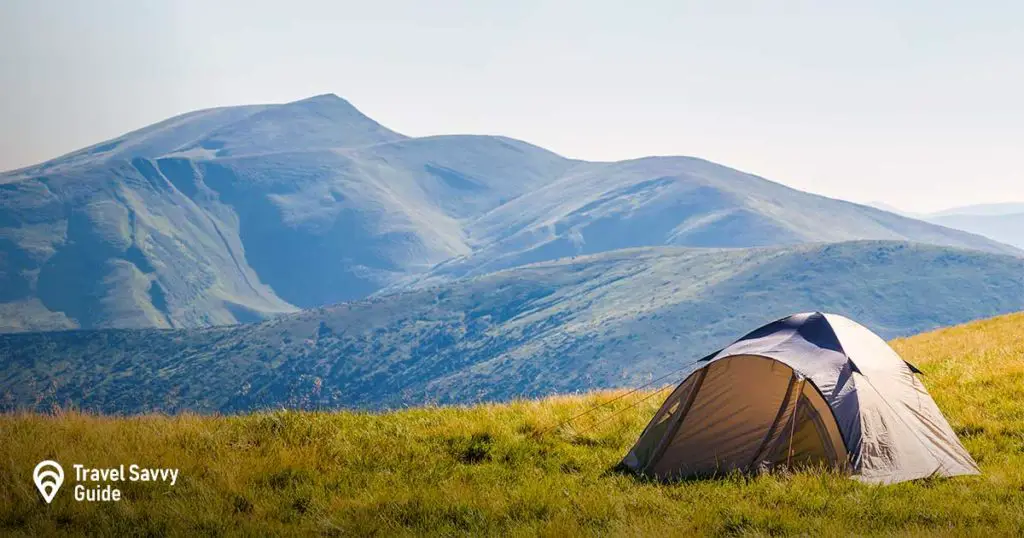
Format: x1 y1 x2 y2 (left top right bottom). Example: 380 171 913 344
2 1 1021 212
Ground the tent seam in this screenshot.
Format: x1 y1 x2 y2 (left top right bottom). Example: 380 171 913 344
643 367 708 476
748 369 798 471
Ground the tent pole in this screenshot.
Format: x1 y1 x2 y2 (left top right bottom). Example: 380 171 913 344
786 379 805 468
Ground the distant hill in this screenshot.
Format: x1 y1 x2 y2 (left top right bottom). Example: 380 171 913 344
1 95 1019 333
864 202 1024 249
2 241 1021 414
927 202 1024 218
925 210 1024 250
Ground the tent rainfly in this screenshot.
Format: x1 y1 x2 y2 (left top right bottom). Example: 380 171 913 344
622 312 979 484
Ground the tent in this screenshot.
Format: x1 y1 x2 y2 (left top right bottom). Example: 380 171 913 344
621 312 979 484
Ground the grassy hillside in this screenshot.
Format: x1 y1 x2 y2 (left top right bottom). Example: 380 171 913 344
2 241 1022 414
1 312 1022 536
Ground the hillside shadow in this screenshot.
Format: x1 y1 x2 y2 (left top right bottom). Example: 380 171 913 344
604 462 805 485
603 462 719 485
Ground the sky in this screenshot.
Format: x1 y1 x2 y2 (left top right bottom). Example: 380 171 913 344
1 1 1022 213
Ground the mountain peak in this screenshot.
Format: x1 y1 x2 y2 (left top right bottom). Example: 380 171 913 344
293 93 348 104
167 93 405 157
1 93 391 176
287 93 358 110
283 93 364 116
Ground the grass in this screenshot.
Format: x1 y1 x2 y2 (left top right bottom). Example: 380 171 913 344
1 312 1023 536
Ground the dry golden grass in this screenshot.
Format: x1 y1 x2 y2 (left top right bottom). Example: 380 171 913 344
1 312 1023 536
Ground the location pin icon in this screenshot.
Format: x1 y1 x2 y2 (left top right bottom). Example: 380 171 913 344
33 460 64 504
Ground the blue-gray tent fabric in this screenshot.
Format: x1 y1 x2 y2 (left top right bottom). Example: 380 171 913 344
629 312 980 484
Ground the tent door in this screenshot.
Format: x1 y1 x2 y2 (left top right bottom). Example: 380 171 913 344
765 392 840 470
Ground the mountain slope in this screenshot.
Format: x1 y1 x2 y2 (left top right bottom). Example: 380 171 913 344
1 95 1019 333
2 241 1021 413
171 135 573 309
0 158 298 332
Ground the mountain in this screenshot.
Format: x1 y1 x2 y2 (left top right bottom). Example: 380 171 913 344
866 201 916 217
0 94 405 180
400 159 1022 287
1 95 1019 333
927 202 1024 218
2 241 1022 414
926 213 1024 250
862 202 1024 249
921 204 1024 250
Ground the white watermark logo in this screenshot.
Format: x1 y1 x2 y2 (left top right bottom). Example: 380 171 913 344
31 460 180 503
33 460 64 504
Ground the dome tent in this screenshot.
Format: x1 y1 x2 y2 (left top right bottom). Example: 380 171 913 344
621 312 979 484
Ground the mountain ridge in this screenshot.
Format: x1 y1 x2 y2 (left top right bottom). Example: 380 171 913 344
400 156 1021 288
2 240 1022 413
0 94 403 180
1 95 1020 333
928 202 1024 218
